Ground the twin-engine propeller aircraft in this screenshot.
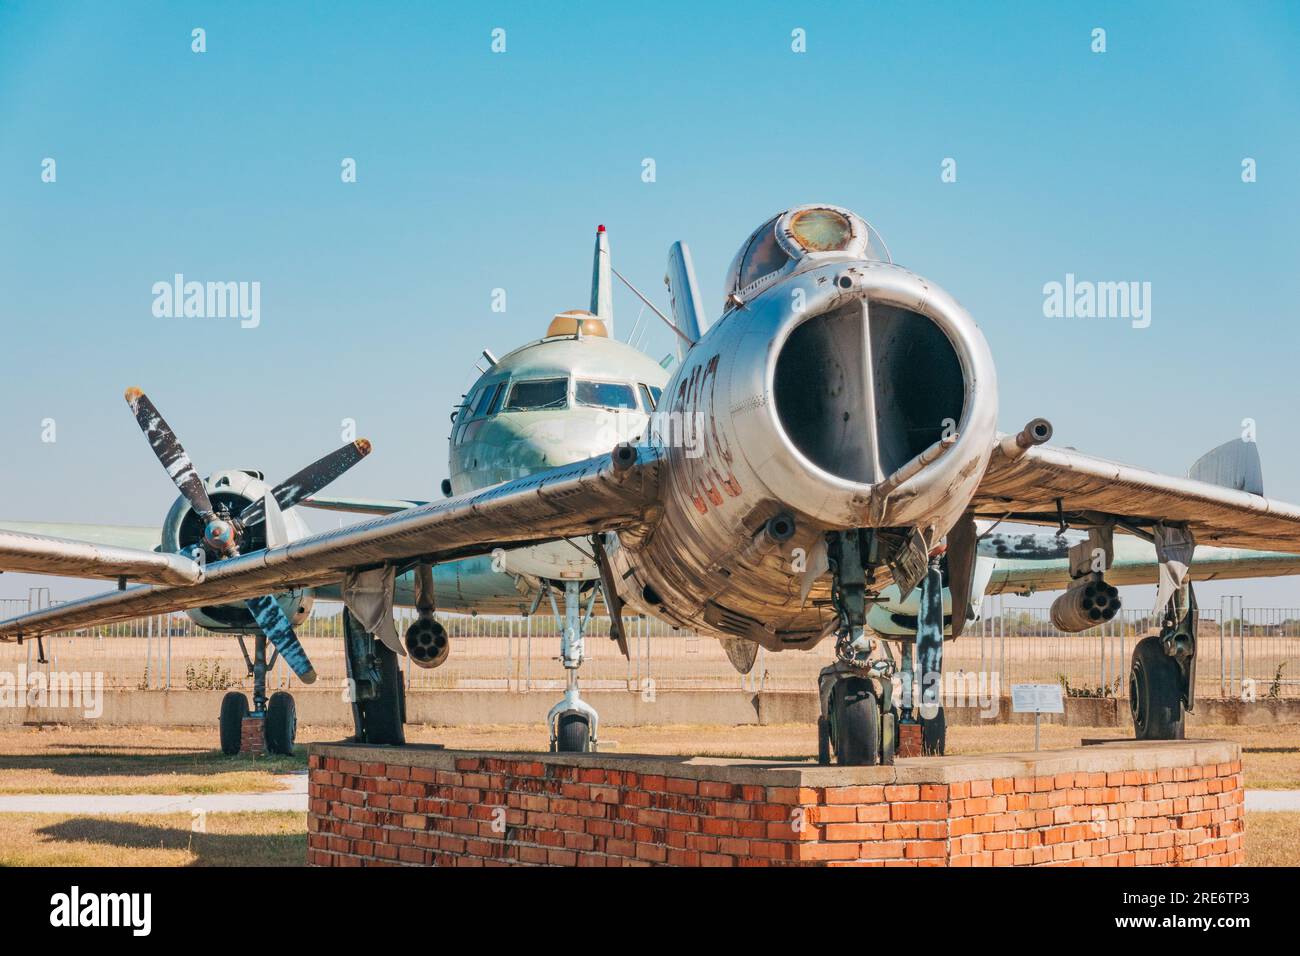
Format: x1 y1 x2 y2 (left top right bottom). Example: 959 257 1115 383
4 204 1300 766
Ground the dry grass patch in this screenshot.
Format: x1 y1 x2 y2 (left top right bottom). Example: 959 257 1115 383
1245 812 1300 866
0 811 306 866
0 724 303 795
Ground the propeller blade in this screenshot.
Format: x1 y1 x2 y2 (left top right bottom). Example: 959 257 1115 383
238 439 372 528
124 387 214 519
245 594 317 684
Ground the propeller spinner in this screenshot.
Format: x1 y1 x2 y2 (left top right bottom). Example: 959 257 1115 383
124 387 373 684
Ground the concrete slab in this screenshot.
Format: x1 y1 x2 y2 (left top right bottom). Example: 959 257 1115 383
0 773 307 814
1244 789 1300 811
309 737 1240 788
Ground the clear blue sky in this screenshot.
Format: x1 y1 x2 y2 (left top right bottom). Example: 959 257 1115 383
1 1 1298 606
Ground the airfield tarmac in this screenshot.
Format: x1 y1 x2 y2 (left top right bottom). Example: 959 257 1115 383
1 721 1296 866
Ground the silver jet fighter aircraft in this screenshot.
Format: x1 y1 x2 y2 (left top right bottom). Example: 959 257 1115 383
5 204 1300 766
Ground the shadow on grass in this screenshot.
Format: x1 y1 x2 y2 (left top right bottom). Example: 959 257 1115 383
36 816 306 866
0 745 307 779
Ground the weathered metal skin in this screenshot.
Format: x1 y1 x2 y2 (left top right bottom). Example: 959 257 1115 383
609 252 998 652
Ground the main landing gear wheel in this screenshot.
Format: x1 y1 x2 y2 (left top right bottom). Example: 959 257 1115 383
357 640 406 746
920 706 946 756
556 713 593 753
219 691 249 756
265 691 297 755
830 677 882 766
1130 635 1185 740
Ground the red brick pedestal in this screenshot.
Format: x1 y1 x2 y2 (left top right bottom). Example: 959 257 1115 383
307 739 1243 867
240 717 266 755
897 723 923 758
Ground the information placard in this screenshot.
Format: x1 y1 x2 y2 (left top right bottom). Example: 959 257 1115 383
1011 683 1065 715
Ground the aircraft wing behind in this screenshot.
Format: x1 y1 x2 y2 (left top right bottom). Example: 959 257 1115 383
0 526 202 587
0 447 659 640
973 438 1300 553
299 495 429 516
986 541 1300 596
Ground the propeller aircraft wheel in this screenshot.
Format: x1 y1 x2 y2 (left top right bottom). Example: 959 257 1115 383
816 715 831 765
219 691 249 756
265 691 297 755
556 713 592 753
1130 636 1185 740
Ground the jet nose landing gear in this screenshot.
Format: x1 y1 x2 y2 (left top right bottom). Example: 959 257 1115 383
816 531 901 766
817 665 897 767
545 580 600 753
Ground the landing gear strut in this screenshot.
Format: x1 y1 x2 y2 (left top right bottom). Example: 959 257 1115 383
546 580 600 753
816 531 898 766
342 607 406 745
1129 582 1196 740
221 630 298 756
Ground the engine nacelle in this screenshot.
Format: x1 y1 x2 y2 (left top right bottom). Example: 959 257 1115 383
160 468 314 634
405 616 450 668
1050 576 1121 632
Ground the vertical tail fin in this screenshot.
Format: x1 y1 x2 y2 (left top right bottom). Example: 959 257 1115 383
590 224 613 335
665 241 707 354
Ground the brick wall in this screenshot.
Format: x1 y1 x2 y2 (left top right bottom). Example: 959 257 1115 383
307 740 1243 867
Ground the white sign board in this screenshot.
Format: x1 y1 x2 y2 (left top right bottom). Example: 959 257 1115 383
1011 683 1065 714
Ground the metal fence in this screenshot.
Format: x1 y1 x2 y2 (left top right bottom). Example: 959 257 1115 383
2 589 1297 700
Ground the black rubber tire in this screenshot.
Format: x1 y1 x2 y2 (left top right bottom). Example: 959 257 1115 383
880 711 897 766
832 677 881 766
816 715 831 765
358 641 406 745
265 691 297 755
219 692 249 756
921 706 947 755
1130 635 1185 740
556 713 592 753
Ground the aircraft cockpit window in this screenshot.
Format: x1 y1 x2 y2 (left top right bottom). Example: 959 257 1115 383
576 380 636 410
739 219 790 289
485 382 506 416
788 207 852 251
460 386 485 422
505 377 568 411
472 382 504 418
638 383 660 411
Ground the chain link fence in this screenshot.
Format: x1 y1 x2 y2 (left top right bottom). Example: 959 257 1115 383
2 589 1296 700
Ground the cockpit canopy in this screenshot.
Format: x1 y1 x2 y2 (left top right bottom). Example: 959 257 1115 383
722 204 892 312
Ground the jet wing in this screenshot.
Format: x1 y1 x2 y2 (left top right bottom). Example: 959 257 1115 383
973 438 1300 553
0 527 202 587
0 447 659 640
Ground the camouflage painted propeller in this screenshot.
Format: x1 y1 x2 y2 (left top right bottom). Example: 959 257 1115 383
245 595 317 683
123 386 370 685
124 387 236 555
236 438 372 529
